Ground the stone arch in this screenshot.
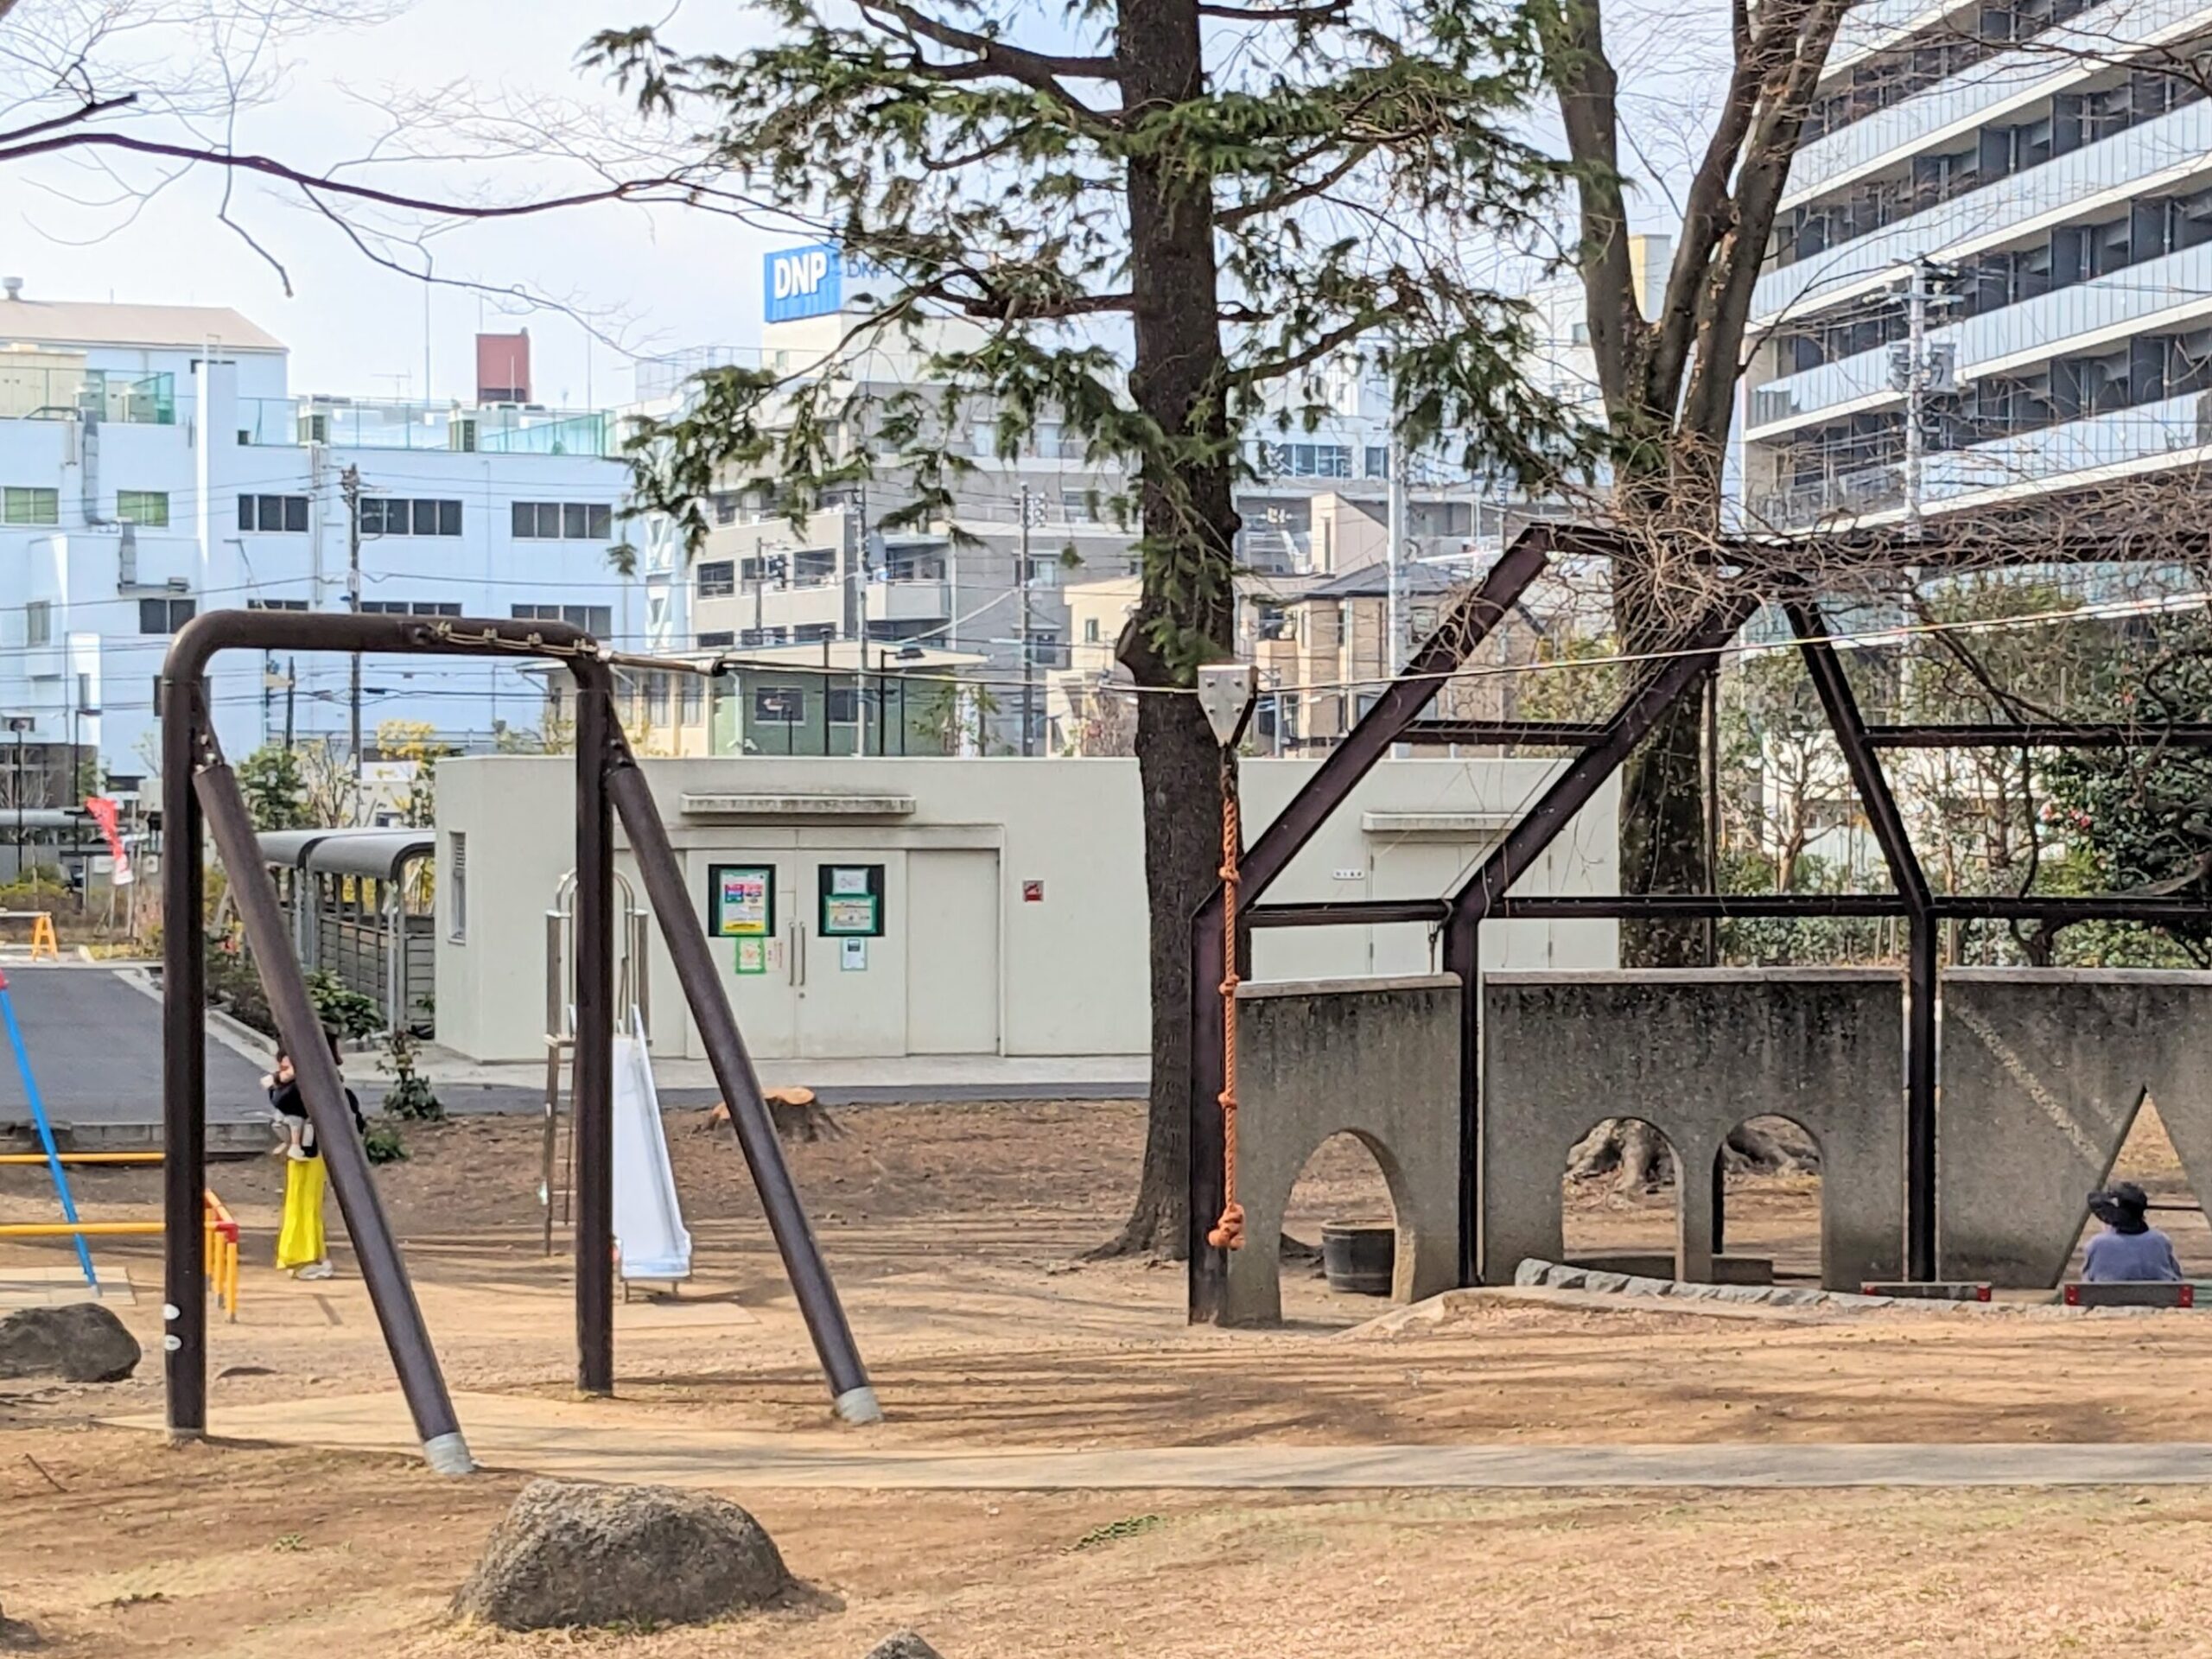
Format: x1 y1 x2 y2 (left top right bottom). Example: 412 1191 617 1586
1711 1114 1824 1285
1559 1115 1687 1280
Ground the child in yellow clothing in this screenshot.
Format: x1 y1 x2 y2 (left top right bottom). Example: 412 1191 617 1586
264 1035 364 1281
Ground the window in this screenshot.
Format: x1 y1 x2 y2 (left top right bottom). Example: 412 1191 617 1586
247 598 311 612
239 493 309 533
678 677 703 724
1023 556 1059 588
139 597 194 634
697 560 735 599
448 832 467 943
1083 617 1101 644
753 686 805 723
510 500 614 539
509 603 613 635
1059 489 1090 520
1257 442 1352 479
1364 446 1389 479
696 630 734 649
645 673 671 724
713 493 741 526
117 490 168 527
25 601 49 646
360 497 461 537
360 601 462 617
3 487 59 526
825 687 859 723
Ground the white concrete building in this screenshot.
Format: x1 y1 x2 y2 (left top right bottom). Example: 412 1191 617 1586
0 287 636 799
1743 0 2212 526
434 754 1620 1063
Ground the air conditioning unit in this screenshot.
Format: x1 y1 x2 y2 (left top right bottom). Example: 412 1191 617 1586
449 417 478 453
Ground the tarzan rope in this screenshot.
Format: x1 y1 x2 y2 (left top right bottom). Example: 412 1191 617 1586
1206 744 1246 1253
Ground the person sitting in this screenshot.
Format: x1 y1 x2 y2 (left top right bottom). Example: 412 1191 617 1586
2082 1182 2184 1283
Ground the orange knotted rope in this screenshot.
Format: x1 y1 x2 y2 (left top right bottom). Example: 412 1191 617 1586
1207 747 1246 1252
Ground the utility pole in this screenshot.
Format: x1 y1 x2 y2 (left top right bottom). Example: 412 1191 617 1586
283 657 297 750
1384 425 1407 676
341 464 364 779
1018 484 1036 757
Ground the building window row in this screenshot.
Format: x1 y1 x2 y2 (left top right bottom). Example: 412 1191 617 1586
361 600 463 617
1777 67 2203 270
1250 441 1355 479
3 486 59 526
1774 184 2212 379
240 494 311 533
1802 0 2093 147
511 501 615 540
117 490 168 527
139 597 194 635
360 497 463 537
512 602 613 635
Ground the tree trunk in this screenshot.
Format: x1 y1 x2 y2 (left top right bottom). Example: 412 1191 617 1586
1093 0 1238 1260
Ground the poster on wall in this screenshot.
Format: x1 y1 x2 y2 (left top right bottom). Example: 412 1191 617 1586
817 862 885 937
733 937 769 976
709 864 774 938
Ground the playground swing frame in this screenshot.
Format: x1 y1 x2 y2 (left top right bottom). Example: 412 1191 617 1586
158 611 879 1472
1188 523 2212 1324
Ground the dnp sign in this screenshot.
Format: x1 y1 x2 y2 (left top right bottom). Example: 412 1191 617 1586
765 242 873 324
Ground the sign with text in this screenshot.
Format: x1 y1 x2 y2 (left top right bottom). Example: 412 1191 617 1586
762 243 883 324
817 861 885 938
709 864 774 938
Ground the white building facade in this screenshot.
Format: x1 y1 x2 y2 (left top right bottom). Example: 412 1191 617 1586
1743 0 2212 527
0 289 636 799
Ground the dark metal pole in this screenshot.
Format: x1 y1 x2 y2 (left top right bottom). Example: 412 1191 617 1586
1444 911 1479 1285
1907 913 1938 1281
603 739 880 1422
160 679 207 1441
571 674 615 1395
193 742 473 1472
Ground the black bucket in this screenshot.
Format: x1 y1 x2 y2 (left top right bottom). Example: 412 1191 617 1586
1319 1221 1395 1296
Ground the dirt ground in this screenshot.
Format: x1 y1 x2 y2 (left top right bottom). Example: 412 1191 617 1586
8 1098 2212 1656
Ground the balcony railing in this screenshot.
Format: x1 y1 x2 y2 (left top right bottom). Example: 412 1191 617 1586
238 397 623 455
1784 0 2202 207
0 368 175 425
1749 238 2212 435
1752 388 2212 524
1755 97 2212 322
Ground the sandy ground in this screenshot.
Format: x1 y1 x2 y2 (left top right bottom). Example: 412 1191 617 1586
6 1098 2212 1655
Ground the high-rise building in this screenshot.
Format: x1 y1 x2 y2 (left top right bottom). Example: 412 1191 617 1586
0 289 635 803
1741 0 2212 530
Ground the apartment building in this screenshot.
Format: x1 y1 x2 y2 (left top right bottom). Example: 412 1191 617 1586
671 242 1504 754
0 286 635 798
1742 0 2212 526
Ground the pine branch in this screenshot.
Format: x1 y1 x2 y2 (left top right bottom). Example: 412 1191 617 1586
857 0 1123 102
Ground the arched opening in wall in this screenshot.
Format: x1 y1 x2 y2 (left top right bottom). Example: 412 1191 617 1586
1712 1116 1823 1285
1278 1131 1399 1326
1560 1117 1681 1276
2063 1092 2212 1280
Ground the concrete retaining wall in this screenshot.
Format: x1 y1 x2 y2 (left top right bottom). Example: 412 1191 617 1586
1480 970 1905 1290
1224 976 1463 1325
1941 969 2212 1286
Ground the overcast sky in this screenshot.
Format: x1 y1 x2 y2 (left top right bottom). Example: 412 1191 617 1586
0 0 791 408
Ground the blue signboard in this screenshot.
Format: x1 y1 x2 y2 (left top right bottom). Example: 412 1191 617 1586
763 243 883 324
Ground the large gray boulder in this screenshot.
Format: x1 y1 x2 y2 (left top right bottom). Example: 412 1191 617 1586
453 1478 789 1631
0 1303 139 1382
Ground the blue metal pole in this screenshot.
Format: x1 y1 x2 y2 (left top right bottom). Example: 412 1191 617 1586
0 974 98 1287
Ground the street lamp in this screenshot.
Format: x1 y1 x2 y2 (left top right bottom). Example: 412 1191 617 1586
5 715 34 888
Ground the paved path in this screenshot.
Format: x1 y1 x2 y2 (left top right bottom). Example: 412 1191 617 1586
420 1046 1147 1108
114 1390 2212 1491
0 964 268 1134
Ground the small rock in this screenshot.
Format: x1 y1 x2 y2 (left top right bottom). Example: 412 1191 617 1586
0 1303 140 1383
217 1364 276 1380
863 1634 944 1659
453 1478 788 1631
0 1600 41 1650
